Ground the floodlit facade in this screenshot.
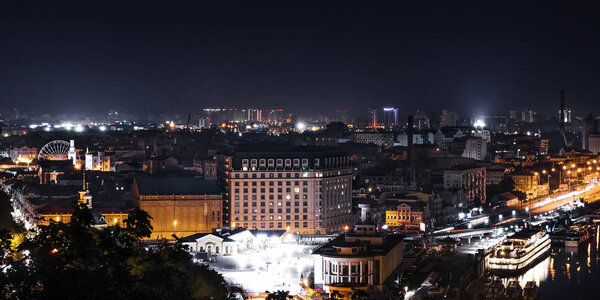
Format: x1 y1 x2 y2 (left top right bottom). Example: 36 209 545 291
312 204 403 293
228 148 353 234
133 177 223 239
385 203 424 230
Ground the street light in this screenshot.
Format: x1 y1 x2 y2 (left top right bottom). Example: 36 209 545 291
173 220 177 234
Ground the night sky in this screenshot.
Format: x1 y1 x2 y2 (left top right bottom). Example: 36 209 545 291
1 2 600 117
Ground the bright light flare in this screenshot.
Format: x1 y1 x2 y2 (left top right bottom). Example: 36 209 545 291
296 122 307 132
474 119 485 128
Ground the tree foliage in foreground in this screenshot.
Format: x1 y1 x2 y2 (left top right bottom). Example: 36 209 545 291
0 205 244 300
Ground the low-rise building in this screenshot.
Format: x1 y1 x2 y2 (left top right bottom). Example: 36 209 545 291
443 166 486 206
486 165 506 186
385 202 425 230
353 132 394 147
133 177 223 239
312 204 403 294
509 171 539 199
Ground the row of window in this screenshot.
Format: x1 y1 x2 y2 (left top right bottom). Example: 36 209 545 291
234 208 309 214
234 173 315 179
237 221 309 229
234 180 310 186
242 158 312 169
234 194 312 200
233 214 309 221
234 201 310 207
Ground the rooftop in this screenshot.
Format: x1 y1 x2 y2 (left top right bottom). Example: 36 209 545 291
135 177 220 195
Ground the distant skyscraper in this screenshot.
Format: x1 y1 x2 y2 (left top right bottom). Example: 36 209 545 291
558 108 572 123
414 109 430 130
382 107 399 129
369 107 398 129
520 109 535 123
440 109 458 127
246 109 263 122
332 109 350 124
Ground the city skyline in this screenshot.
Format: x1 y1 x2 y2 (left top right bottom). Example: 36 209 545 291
3 2 600 299
1 2 600 116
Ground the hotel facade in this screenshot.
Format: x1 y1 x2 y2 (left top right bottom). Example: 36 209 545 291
228 148 353 234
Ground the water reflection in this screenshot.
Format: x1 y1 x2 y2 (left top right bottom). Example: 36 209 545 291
496 255 550 288
493 225 600 299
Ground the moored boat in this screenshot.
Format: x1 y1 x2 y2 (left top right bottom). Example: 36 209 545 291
565 224 593 248
486 229 551 273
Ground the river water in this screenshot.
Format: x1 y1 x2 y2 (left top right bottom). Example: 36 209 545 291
494 225 600 299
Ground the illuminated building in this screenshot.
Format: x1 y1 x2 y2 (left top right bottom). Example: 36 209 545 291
385 202 424 230
369 107 398 129
486 165 506 186
396 131 435 147
228 147 353 234
461 137 488 161
434 127 467 149
133 177 223 239
85 149 115 171
6 180 130 230
509 170 540 199
521 109 535 123
6 145 38 162
312 204 403 294
352 132 394 147
443 166 486 206
558 108 572 123
181 228 255 256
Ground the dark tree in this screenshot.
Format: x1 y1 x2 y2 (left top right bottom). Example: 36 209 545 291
266 290 292 300
0 205 242 300
124 207 154 240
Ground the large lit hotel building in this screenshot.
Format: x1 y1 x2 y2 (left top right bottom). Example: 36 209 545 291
228 147 353 234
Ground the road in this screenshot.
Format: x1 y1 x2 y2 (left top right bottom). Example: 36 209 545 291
526 183 600 214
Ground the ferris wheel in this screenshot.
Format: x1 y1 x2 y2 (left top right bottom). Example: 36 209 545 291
38 140 71 160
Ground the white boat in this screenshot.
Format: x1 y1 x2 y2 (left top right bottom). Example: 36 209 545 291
486 229 550 273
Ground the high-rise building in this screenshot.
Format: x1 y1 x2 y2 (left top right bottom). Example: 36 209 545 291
521 109 535 123
369 107 398 129
246 109 263 122
414 109 430 130
440 109 458 127
461 137 488 161
228 147 353 234
558 108 572 123
382 107 399 129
